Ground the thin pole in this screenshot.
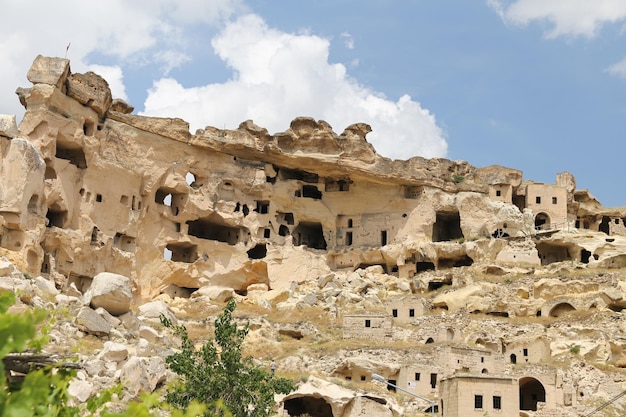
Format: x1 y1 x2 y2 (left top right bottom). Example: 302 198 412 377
372 373 435 417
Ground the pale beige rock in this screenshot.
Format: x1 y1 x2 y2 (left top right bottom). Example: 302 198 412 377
68 378 94 403
137 300 177 324
97 341 129 362
66 72 112 115
0 115 17 138
193 285 235 302
26 55 70 89
75 307 111 336
119 356 167 397
83 272 132 316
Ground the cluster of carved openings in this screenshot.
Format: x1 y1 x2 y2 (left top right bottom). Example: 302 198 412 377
404 185 423 199
324 179 351 192
186 172 205 189
247 244 267 259
0 228 24 250
428 277 452 291
438 255 473 269
55 141 87 169
276 212 294 225
165 242 198 263
418 261 435 272
283 396 333 417
114 233 136 252
536 242 570 265
46 205 67 228
120 194 141 211
293 222 327 249
296 185 322 200
234 203 250 216
278 167 319 183
432 211 463 242
255 201 270 214
155 188 186 216
187 216 248 245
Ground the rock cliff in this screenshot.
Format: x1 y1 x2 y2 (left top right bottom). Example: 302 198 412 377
2 55 626 417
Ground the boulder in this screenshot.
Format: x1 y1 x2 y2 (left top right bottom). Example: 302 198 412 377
120 356 167 397
75 307 111 336
193 285 234 302
66 71 112 115
137 300 177 324
83 272 132 316
68 378 94 403
0 115 17 138
97 341 128 362
26 55 70 89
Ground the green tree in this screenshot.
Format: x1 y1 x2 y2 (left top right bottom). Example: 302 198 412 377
0 291 81 417
162 298 295 417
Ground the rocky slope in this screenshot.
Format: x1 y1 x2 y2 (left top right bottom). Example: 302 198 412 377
2 55 626 416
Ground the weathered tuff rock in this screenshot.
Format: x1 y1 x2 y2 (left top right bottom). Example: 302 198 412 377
2 55 626 416
83 272 132 315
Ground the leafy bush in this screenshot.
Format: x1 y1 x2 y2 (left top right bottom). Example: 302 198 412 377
162 298 295 417
0 291 81 417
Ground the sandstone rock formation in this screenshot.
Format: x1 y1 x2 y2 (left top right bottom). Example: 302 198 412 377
2 55 626 416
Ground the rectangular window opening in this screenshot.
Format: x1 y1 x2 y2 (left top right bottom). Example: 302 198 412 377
474 395 483 410
493 395 501 410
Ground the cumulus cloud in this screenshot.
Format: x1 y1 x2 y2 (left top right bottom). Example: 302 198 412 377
0 0 242 118
607 57 626 78
341 32 355 49
487 0 626 38
143 14 447 159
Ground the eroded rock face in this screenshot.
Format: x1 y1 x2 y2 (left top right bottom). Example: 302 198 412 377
2 55 625 307
4 56 626 415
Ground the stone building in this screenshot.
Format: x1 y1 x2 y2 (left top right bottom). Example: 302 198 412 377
386 296 426 323
342 313 392 339
439 374 518 417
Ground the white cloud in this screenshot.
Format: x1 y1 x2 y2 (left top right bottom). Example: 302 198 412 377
488 0 626 38
0 0 241 118
607 57 626 78
341 32 355 49
143 14 447 159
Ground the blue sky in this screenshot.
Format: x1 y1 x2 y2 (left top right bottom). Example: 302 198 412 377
1 0 625 206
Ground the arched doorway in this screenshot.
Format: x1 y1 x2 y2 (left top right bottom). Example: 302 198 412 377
519 377 546 411
549 302 576 318
284 396 334 417
535 213 551 231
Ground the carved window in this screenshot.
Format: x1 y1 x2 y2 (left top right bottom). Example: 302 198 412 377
474 395 483 410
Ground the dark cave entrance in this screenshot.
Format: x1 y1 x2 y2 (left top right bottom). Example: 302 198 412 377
283 396 334 417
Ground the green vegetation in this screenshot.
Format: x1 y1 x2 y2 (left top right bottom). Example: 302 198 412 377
1 292 293 417
0 291 80 417
162 298 295 417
